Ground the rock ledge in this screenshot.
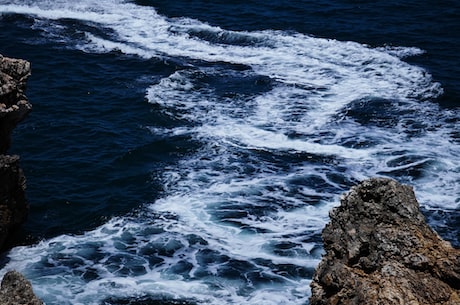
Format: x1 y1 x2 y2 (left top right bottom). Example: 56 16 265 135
310 178 460 305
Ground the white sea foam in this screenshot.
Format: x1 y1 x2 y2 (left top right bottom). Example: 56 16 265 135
1 0 459 304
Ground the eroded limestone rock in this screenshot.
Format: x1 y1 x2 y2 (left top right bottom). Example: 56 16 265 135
310 178 460 305
0 54 32 154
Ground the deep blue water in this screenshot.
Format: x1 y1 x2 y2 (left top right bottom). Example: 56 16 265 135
0 1 459 304
148 0 460 108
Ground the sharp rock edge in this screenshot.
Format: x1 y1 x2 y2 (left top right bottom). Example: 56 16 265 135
310 177 460 305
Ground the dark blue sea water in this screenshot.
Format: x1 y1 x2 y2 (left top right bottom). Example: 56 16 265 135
0 1 459 304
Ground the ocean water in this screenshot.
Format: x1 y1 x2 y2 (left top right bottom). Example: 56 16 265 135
0 1 459 304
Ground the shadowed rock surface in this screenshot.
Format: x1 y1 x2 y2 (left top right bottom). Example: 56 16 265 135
0 271 43 305
0 54 42 305
0 55 32 251
0 155 28 250
310 177 460 305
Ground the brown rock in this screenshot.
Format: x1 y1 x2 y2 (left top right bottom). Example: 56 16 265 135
310 178 460 305
0 271 43 305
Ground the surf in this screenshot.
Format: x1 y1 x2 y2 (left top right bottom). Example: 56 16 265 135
0 1 458 305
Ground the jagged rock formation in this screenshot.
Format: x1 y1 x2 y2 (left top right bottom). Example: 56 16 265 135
0 55 32 154
0 271 43 305
310 178 460 305
0 55 32 251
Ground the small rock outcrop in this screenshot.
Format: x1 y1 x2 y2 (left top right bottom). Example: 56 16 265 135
0 271 43 305
310 178 460 305
0 54 32 251
0 55 32 154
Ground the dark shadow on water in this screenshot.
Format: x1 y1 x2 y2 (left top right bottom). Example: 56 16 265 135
103 296 197 305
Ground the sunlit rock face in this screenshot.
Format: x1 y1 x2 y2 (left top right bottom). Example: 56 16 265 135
310 178 460 305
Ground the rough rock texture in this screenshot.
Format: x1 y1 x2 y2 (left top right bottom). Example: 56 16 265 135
0 55 32 251
310 178 460 305
0 271 43 305
0 55 32 154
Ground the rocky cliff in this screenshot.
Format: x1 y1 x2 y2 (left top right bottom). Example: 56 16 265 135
0 54 32 251
310 178 460 305
0 55 44 305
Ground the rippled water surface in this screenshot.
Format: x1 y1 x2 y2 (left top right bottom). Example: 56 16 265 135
0 1 459 304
